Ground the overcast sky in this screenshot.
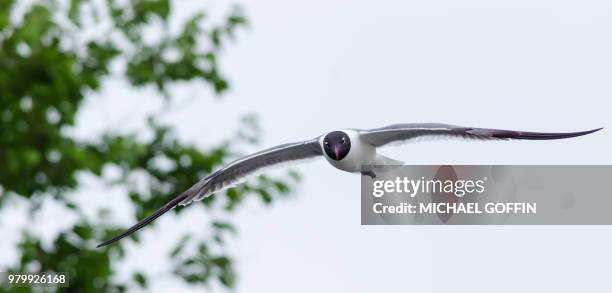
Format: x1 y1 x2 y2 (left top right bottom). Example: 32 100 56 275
2 0 612 292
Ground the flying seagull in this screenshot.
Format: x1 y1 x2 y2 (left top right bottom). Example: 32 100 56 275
97 123 601 247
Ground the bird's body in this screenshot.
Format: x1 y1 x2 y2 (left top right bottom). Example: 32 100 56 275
97 123 602 248
319 129 402 175
320 129 375 172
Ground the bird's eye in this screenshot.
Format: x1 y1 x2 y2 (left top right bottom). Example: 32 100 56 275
341 137 346 144
324 141 329 146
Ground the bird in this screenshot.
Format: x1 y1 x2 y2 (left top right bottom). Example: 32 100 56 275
97 123 602 247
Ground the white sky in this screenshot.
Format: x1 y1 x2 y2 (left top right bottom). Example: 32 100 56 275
2 0 612 292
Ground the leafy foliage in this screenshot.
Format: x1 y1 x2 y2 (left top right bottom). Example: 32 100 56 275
0 0 297 291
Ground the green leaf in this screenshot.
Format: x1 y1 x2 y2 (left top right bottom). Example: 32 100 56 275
0 0 15 31
169 234 191 258
133 271 147 288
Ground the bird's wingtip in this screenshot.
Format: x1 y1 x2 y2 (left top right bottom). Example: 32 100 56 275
584 127 603 135
96 240 112 249
562 127 603 139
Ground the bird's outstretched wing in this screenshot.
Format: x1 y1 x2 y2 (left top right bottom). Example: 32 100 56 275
359 123 602 147
97 138 323 248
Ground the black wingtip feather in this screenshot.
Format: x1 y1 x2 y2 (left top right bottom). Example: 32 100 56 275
96 193 189 248
507 127 602 140
477 127 603 140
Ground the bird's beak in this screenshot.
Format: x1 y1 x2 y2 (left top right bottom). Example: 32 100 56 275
334 146 340 160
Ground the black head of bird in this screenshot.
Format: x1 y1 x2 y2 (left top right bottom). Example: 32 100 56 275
323 131 351 161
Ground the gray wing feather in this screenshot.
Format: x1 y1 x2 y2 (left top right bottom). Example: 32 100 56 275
359 123 602 147
180 138 323 205
97 138 322 248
